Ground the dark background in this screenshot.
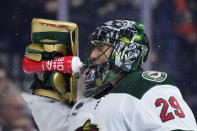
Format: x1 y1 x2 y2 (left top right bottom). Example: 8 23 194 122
0 0 197 123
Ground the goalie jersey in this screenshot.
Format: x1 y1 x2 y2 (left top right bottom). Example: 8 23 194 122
68 70 197 131
68 94 166 131
24 71 197 131
112 70 197 130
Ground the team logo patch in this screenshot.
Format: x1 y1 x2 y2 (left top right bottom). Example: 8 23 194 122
76 102 84 110
75 119 99 131
142 71 167 82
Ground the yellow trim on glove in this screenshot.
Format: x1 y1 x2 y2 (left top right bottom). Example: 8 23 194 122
25 51 42 61
43 44 66 55
33 89 71 102
28 43 43 52
51 72 67 94
70 73 78 102
32 18 78 33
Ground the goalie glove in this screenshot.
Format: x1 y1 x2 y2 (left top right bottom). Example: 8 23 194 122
23 18 79 103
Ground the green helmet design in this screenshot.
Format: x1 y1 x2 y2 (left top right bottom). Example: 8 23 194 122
84 19 149 97
88 19 149 71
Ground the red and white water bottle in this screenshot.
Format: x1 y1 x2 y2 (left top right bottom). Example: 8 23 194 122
22 56 83 74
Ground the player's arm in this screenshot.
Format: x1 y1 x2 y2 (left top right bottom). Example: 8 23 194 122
122 95 167 131
22 93 72 131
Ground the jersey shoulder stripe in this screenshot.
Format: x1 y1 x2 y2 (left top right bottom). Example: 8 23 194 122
111 70 176 99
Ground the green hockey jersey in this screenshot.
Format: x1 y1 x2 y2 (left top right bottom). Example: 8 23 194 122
110 70 197 130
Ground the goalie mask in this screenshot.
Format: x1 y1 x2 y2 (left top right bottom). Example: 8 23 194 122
84 19 149 97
